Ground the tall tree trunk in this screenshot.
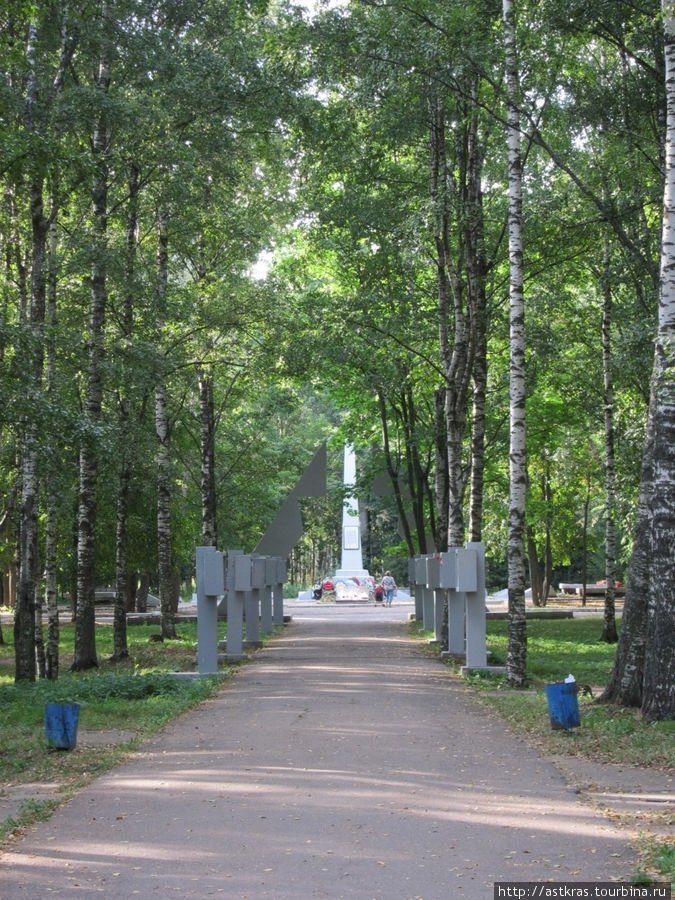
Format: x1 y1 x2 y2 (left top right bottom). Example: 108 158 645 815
136 571 150 614
72 1 112 670
542 466 553 607
45 208 60 680
15 19 47 683
198 366 217 547
111 163 140 662
155 210 177 639
600 235 618 643
504 0 528 687
605 2 675 715
1 196 14 641
44 501 59 680
580 468 591 608
600 395 652 707
526 525 543 608
641 0 675 720
433 387 449 552
469 337 488 545
399 385 428 554
112 395 131 661
377 389 415 556
156 377 176 637
466 79 489 546
429 93 471 549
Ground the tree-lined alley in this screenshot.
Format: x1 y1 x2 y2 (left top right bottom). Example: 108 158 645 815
0 0 672 719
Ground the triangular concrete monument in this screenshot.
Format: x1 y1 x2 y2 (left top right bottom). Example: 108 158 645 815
254 443 327 557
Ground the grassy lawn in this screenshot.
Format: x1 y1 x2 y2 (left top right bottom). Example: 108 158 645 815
471 617 675 769
0 615 231 843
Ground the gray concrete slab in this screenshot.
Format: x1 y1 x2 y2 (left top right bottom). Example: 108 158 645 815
0 603 635 898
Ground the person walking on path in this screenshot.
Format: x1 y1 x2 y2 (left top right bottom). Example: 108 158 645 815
381 570 397 605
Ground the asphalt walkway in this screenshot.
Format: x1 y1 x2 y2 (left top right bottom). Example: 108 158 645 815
0 602 635 898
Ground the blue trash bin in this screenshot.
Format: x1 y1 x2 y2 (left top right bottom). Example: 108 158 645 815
44 703 80 750
545 682 580 731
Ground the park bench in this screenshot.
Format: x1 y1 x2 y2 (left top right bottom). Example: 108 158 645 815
558 582 625 597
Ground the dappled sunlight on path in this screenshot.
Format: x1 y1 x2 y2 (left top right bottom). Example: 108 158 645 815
0 605 633 899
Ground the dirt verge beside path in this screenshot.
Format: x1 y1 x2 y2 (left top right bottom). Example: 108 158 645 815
550 755 674 842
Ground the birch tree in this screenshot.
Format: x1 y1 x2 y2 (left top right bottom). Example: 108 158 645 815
14 3 76 681
72 0 112 671
641 0 675 720
110 163 142 663
503 0 528 687
197 365 218 547
153 208 178 640
15 15 47 682
44 208 62 678
601 389 654 707
599 236 619 643
602 0 675 719
429 92 470 550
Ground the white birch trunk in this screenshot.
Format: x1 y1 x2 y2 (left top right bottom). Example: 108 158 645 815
434 387 449 550
467 90 488 545
112 395 131 660
154 210 177 639
198 367 217 547
601 397 653 706
16 18 45 682
111 165 140 662
600 236 618 643
642 0 675 720
73 0 112 670
156 380 175 638
45 213 59 679
503 0 528 687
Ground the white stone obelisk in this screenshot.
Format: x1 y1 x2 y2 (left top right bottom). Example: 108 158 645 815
335 445 369 578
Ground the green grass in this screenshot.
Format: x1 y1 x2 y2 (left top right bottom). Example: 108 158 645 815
0 798 60 846
482 616 618 684
0 618 238 841
426 617 675 769
650 844 675 884
0 615 224 678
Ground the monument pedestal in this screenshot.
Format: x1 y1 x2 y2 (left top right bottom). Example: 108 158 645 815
330 445 372 600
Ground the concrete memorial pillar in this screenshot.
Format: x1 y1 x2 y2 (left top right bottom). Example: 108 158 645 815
245 556 265 648
440 549 466 656
226 550 248 660
260 557 275 634
414 556 433 631
272 557 286 626
425 555 443 642
464 542 487 668
437 541 492 671
409 557 423 622
196 546 225 675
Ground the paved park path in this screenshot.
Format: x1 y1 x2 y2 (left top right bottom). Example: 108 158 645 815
0 602 634 898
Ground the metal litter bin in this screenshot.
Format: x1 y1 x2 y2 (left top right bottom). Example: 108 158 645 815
545 681 580 731
45 703 80 750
